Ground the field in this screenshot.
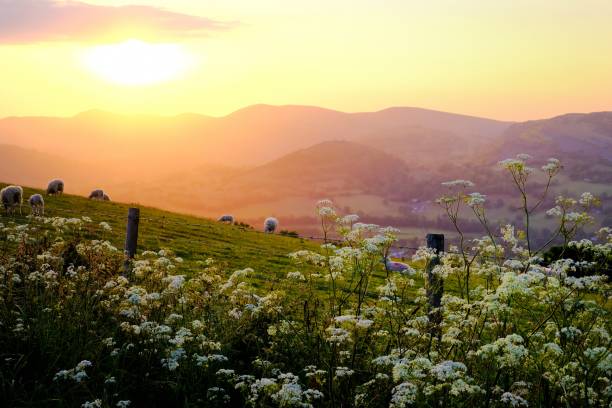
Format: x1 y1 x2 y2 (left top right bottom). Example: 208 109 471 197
0 183 322 288
0 182 610 407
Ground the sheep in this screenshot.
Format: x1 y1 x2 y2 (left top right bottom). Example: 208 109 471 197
46 179 64 195
103 193 111 201
383 257 414 275
28 193 44 216
89 189 104 200
264 217 278 233
1 185 23 215
218 215 234 224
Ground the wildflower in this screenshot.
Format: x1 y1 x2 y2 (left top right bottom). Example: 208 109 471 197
326 327 351 344
466 192 486 207
286 271 306 281
272 383 303 406
390 382 418 407
430 360 467 381
500 391 528 407
335 366 354 378
161 348 186 371
579 192 598 207
116 401 131 408
541 157 561 175
216 369 236 378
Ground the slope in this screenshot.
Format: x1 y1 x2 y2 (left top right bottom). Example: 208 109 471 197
0 182 318 288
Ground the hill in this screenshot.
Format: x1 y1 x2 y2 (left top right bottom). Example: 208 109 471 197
0 104 511 170
495 111 612 183
106 141 425 225
0 182 318 287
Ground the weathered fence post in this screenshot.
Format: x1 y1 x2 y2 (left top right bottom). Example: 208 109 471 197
426 233 444 338
123 207 140 276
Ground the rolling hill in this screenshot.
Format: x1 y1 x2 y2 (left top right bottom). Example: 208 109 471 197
0 106 610 235
0 104 511 170
0 182 318 287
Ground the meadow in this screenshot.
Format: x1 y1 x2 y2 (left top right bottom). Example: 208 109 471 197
0 155 610 407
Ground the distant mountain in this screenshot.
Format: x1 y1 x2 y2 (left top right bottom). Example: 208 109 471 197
0 105 511 170
498 112 612 161
495 112 612 182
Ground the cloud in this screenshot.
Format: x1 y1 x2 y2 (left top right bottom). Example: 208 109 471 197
0 0 235 44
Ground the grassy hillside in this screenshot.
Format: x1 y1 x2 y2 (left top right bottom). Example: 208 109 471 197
0 183 319 289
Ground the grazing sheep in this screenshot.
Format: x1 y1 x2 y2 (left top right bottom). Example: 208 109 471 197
102 193 111 201
89 189 105 200
383 257 414 274
264 217 278 233
46 179 64 195
28 193 44 216
218 215 234 224
1 185 23 215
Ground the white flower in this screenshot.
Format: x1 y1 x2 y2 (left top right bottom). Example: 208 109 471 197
325 327 351 344
334 366 354 377
500 391 528 406
546 206 563 217
466 192 486 207
286 271 306 281
272 383 303 406
116 401 131 408
390 382 418 407
163 275 186 290
430 360 466 381
541 157 561 175
579 192 596 206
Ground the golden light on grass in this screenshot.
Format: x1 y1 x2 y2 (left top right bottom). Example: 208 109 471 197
82 39 193 86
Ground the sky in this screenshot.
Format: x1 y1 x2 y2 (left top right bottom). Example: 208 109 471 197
0 0 611 121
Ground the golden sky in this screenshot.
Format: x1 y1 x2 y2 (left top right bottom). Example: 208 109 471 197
1 0 611 121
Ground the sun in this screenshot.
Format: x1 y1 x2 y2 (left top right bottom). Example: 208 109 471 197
82 40 193 86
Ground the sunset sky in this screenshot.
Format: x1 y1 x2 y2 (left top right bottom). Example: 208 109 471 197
1 0 611 121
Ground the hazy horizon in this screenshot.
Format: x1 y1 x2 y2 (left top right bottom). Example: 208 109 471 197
2 102 611 123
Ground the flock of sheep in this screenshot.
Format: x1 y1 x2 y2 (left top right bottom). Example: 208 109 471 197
1 181 414 271
1 180 280 233
0 179 112 217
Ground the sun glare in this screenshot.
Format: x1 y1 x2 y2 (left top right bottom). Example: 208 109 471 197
82 40 193 86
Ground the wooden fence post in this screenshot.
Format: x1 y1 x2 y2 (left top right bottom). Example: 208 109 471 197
426 233 444 337
123 207 140 276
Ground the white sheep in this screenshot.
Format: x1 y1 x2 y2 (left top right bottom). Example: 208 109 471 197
1 185 23 215
218 215 234 224
383 257 414 275
264 217 278 233
89 189 104 200
46 179 64 195
28 193 44 216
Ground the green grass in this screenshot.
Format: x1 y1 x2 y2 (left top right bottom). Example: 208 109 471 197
1 183 320 290
1 183 460 299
